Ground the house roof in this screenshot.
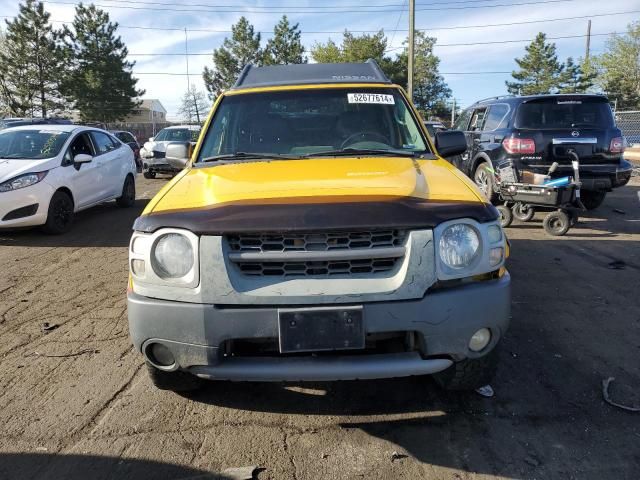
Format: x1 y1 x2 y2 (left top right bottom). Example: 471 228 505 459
139 99 167 114
232 60 391 90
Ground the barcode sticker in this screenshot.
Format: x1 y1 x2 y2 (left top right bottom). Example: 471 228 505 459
347 93 395 104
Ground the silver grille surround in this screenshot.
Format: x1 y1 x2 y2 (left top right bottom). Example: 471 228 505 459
227 230 407 277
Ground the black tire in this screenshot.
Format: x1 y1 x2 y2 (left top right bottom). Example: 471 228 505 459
512 202 535 222
143 171 156 179
568 210 579 227
42 191 74 234
473 162 497 203
116 175 135 208
434 347 499 391
543 210 571 236
497 204 513 228
580 190 607 210
146 363 203 392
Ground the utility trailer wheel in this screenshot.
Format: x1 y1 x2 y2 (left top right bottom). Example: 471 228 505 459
497 204 513 228
512 202 535 222
568 210 579 227
543 210 571 236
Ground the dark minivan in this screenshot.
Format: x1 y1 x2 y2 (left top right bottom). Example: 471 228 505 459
448 94 633 209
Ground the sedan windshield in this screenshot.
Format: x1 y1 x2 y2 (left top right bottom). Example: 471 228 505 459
0 129 71 159
197 88 430 162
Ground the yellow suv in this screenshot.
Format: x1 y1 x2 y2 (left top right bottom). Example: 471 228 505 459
128 60 510 392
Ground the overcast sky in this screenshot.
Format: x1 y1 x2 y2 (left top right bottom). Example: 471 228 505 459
1 0 639 121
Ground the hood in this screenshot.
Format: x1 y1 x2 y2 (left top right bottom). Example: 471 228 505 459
146 157 484 214
142 140 170 153
0 158 56 184
136 156 494 233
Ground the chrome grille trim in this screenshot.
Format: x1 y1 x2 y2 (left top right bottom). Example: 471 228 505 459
228 246 405 262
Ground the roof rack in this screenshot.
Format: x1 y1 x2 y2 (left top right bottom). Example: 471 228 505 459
473 95 515 104
232 59 391 90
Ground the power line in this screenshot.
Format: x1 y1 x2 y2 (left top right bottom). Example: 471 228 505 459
1 10 636 35
40 0 580 15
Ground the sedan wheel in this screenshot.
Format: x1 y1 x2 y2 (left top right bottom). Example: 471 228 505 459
116 175 136 208
43 191 74 234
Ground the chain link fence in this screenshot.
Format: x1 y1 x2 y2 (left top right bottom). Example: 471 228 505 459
615 110 640 146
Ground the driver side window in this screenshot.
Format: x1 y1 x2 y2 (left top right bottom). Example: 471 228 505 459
63 133 94 166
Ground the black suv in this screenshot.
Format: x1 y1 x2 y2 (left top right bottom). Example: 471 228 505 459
448 94 633 209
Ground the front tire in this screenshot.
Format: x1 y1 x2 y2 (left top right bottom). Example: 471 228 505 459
146 363 203 392
434 347 499 391
116 175 135 208
581 190 607 210
473 163 497 202
497 204 513 228
42 191 74 234
143 171 156 179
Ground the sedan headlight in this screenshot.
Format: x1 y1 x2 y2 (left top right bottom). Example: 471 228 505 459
0 171 48 192
151 233 194 279
438 223 480 269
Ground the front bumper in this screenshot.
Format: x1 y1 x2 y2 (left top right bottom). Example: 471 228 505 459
128 273 511 381
0 181 53 229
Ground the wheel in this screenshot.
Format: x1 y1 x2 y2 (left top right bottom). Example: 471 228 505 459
146 363 203 392
543 210 571 236
580 190 606 210
143 171 156 179
473 163 497 202
116 175 135 208
42 191 74 234
512 202 535 222
434 347 499 391
497 204 513 228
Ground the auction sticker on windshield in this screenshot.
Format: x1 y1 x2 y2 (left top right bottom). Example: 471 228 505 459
348 93 395 104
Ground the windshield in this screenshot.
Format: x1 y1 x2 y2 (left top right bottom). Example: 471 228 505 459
154 128 199 142
197 88 429 161
0 129 71 159
515 99 614 129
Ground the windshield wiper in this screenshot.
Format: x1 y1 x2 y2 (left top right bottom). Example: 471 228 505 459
304 148 423 158
200 152 300 163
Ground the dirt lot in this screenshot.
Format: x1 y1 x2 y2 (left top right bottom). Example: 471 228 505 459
1 176 639 480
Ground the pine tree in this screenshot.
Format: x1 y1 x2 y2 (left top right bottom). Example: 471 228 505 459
178 84 210 124
264 16 306 65
592 22 640 109
0 0 65 117
559 57 595 93
62 3 143 123
202 17 262 100
506 33 565 95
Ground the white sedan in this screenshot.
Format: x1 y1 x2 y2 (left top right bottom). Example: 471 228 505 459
0 125 137 234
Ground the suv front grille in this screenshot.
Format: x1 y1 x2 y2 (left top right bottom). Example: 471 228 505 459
226 230 407 277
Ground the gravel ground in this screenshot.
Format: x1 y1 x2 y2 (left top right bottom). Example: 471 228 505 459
1 176 638 480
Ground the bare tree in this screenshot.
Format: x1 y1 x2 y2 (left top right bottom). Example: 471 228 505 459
178 84 210 124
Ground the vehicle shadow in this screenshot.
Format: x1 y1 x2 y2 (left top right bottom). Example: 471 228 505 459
0 452 231 480
0 199 148 248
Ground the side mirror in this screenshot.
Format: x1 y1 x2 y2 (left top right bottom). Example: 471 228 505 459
148 137 155 142
165 142 192 170
435 130 468 158
74 153 93 164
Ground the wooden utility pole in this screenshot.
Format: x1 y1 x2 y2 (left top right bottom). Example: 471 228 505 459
408 0 415 101
451 98 456 126
585 20 592 61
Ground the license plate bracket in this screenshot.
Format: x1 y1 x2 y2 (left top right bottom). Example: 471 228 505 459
278 307 364 353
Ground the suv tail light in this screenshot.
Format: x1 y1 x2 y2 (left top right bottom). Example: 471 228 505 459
609 137 625 153
503 137 535 154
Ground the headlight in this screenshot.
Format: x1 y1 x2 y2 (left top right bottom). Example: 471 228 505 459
0 171 48 192
151 233 194 278
438 223 480 269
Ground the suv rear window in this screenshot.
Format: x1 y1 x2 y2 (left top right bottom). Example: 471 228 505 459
515 98 614 129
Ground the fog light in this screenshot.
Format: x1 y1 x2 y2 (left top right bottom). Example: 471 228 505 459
469 328 491 352
131 259 146 276
489 247 504 266
149 343 175 367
